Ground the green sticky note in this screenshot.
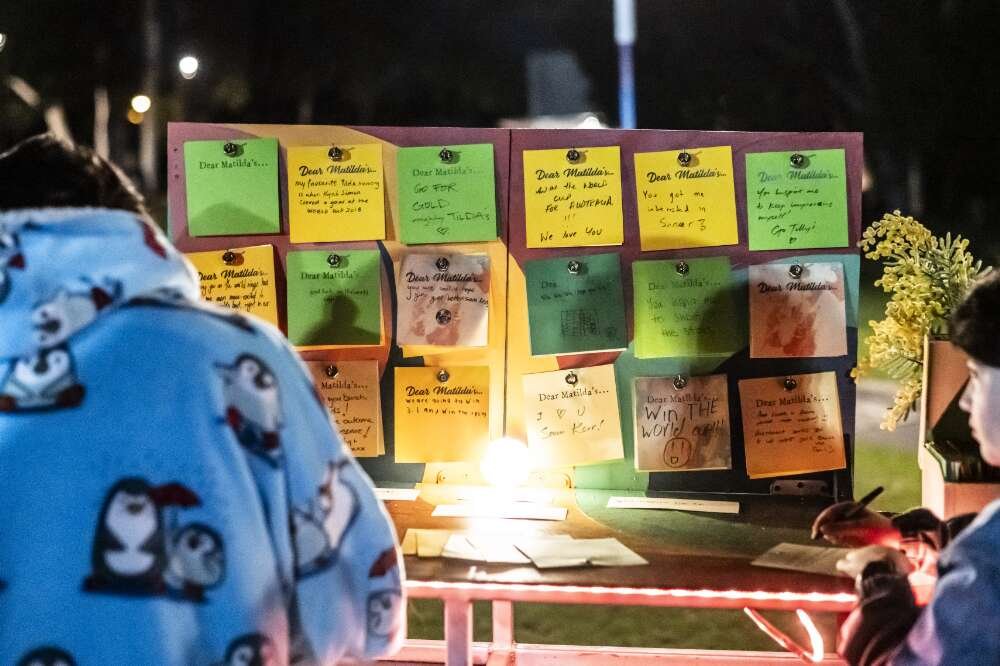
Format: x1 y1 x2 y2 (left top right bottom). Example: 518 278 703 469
397 144 498 244
525 252 626 355
633 257 743 358
184 138 281 236
745 148 848 250
286 250 382 346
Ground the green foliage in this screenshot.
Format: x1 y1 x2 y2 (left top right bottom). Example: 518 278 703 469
857 211 988 430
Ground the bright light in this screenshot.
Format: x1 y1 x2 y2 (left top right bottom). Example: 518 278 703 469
126 109 144 125
0 33 7 52
130 94 152 113
577 114 604 129
796 609 825 663
480 437 532 487
178 55 199 79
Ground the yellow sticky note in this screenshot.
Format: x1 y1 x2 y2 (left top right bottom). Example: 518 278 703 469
306 360 382 458
523 364 624 468
523 146 624 248
394 366 490 463
738 372 846 479
634 146 739 251
287 144 386 243
185 244 279 327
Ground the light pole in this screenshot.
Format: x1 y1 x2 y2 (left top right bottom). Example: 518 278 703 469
614 0 637 129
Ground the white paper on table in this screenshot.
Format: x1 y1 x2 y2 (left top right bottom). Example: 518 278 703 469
751 543 851 578
606 496 740 514
432 502 567 521
453 486 557 505
515 537 648 568
375 487 421 501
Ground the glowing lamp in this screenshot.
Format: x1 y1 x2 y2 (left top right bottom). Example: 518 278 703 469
130 94 152 114
178 55 199 79
480 437 532 487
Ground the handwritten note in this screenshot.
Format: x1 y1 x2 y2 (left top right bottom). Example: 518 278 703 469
634 146 739 250
286 250 382 347
395 253 490 347
287 145 385 243
185 244 278 327
184 138 280 236
633 374 732 472
738 372 846 479
745 149 848 250
523 364 624 468
525 252 627 356
523 146 624 248
306 360 382 457
752 543 850 578
394 366 490 462
633 257 744 358
398 144 498 244
749 262 847 358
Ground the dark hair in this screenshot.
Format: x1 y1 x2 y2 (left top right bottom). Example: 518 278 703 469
951 270 1000 367
0 133 149 217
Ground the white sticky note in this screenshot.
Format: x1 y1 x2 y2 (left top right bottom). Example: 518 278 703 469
432 502 568 521
375 488 421 502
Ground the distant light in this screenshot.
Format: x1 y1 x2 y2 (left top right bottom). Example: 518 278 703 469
480 437 532 487
0 33 7 52
130 94 152 113
178 55 199 79
127 109 144 125
577 114 604 129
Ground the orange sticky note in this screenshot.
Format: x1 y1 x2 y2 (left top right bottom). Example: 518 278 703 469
287 144 386 243
306 360 382 457
523 146 624 248
738 372 846 479
394 366 490 463
185 244 279 327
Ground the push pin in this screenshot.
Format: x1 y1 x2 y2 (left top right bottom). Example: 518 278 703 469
437 369 450 383
439 147 454 163
672 374 688 390
436 308 452 325
788 263 804 279
435 256 450 272
566 148 582 163
328 146 344 161
327 253 342 268
783 377 798 391
677 151 692 167
223 142 241 157
567 259 582 275
675 261 690 276
790 153 806 168
222 250 237 265
565 371 579 386
325 365 339 378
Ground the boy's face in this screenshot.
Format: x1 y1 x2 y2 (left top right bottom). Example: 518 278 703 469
960 358 1000 466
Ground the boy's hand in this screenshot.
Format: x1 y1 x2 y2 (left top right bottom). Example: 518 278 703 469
811 501 901 547
836 545 914 579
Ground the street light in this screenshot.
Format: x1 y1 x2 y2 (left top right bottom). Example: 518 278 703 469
130 94 152 113
178 55 199 80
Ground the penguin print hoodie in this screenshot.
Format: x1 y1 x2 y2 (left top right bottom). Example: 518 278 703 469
0 208 404 665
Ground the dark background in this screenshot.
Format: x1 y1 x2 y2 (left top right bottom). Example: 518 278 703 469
2 0 998 259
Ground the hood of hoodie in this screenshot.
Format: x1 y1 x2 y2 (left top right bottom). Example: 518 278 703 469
0 207 199 361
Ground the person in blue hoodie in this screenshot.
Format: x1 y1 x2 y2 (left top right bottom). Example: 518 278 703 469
0 134 405 665
813 270 1000 665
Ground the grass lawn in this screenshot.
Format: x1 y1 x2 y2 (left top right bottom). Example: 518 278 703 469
405 438 922 651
